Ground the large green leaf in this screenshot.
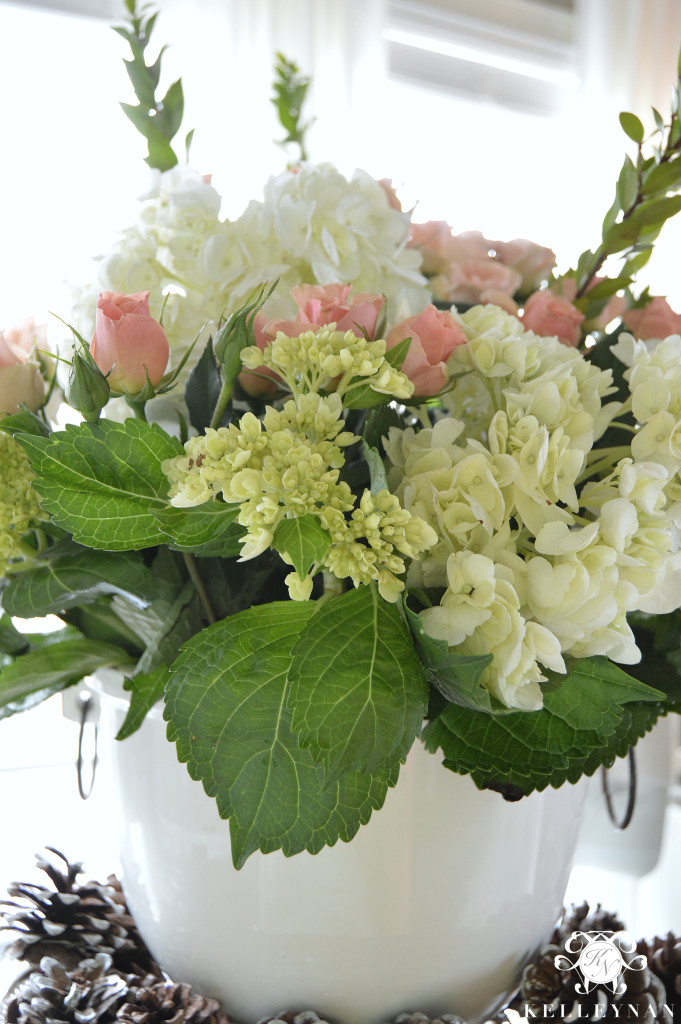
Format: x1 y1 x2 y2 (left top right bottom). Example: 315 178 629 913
165 601 399 868
2 544 157 618
422 657 665 795
17 420 183 550
0 635 134 719
153 504 244 558
288 586 428 781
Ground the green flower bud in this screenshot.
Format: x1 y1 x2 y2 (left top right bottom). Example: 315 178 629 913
66 351 111 421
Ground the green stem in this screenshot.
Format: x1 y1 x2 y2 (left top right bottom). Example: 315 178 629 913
182 552 217 625
209 379 233 430
126 399 148 421
318 570 344 605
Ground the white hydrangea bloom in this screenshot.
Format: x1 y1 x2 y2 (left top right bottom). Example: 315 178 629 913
420 550 563 711
388 304 681 708
71 163 430 398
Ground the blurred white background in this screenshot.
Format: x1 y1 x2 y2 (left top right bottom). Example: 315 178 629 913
2 0 681 980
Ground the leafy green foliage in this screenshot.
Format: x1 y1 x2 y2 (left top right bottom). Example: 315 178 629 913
564 72 681 309
114 0 189 171
110 550 204 675
0 410 49 439
153 504 244 558
422 657 665 795
17 420 183 550
271 52 313 164
362 405 406 452
1 543 157 618
272 515 331 577
619 111 645 145
116 667 167 739
184 338 223 432
361 439 388 495
0 614 30 656
404 604 497 713
0 631 134 719
288 586 428 781
165 601 399 868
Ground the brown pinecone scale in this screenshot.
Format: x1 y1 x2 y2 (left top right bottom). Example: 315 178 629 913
0 850 160 980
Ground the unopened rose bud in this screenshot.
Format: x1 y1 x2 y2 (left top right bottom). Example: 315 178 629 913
91 291 169 394
66 351 111 421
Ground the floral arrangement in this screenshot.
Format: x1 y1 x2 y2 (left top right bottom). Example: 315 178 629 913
3 3 681 869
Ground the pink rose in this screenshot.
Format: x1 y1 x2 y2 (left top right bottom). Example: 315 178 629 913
439 259 522 305
91 291 169 393
409 223 492 276
286 283 384 338
622 296 681 340
385 304 467 397
490 239 556 293
0 318 46 417
521 290 585 347
238 284 385 398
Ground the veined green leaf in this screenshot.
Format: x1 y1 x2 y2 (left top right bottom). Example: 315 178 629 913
272 515 331 577
17 420 183 550
165 601 399 868
288 585 428 781
2 545 157 618
422 656 664 795
153 503 243 557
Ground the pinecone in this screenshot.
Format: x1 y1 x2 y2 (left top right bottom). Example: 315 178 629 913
391 1015 466 1024
552 902 627 946
257 1014 332 1024
0 849 160 979
116 981 232 1024
638 934 681 1012
515 940 672 1023
4 953 131 1024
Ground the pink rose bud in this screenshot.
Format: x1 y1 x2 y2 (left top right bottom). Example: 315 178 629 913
385 304 467 397
521 290 585 347
443 259 522 305
0 317 46 417
289 283 384 339
91 291 169 393
489 239 556 293
622 296 681 340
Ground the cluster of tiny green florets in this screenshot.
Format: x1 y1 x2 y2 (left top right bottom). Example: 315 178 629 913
240 326 414 400
164 330 435 601
0 432 44 576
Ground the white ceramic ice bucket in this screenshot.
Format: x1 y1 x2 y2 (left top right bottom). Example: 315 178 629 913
81 671 587 1024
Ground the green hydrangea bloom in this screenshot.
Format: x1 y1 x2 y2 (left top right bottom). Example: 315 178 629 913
0 432 44 576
